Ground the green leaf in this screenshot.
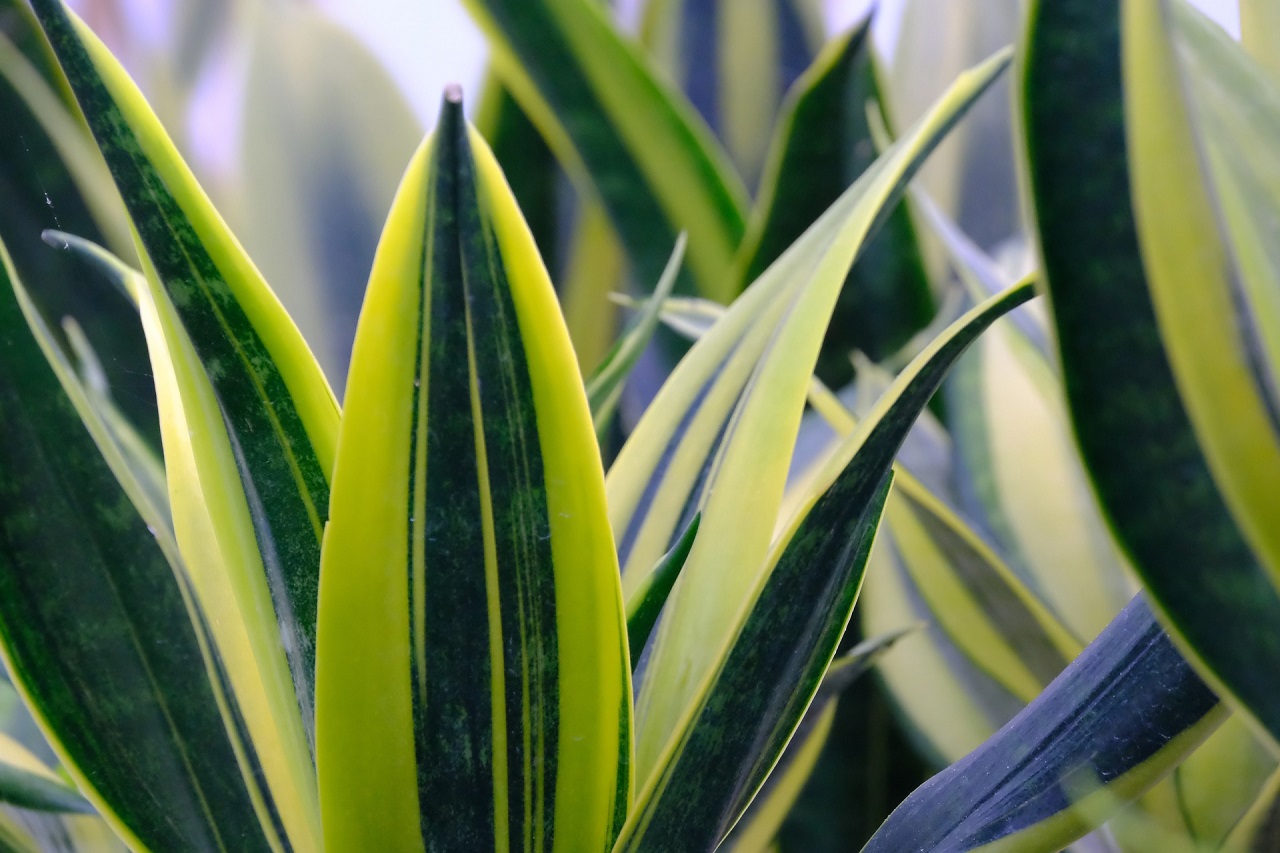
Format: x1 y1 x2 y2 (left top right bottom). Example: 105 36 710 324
0 735 89 814
1241 0 1280 83
315 92 631 853
606 47 1011 787
639 0 824 187
722 630 910 852
1021 0 1280 746
737 14 934 385
585 232 684 439
617 279 1036 852
0 6 151 443
0 239 280 851
28 6 342 846
1127 1 1280 622
459 0 748 301
624 512 698 666
863 596 1225 853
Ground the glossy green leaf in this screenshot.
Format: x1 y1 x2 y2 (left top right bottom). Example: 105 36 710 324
605 48 1010 785
624 512 698 667
316 93 630 853
585 233 684 439
1021 0 1280 746
737 14 933 385
618 279 1035 852
863 596 1225 853
1127 0 1280 620
0 5 150 441
0 239 279 851
459 0 748 301
639 0 823 187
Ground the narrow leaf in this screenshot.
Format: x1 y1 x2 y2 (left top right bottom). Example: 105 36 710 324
459 0 748 301
316 92 631 853
863 595 1224 853
624 512 699 666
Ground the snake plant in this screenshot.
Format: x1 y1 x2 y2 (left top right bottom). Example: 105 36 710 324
1 0 1277 852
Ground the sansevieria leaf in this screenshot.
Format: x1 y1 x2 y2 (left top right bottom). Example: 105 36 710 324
610 47 1010 790
459 0 748 301
863 596 1225 853
1021 0 1280 746
316 90 630 853
0 239 278 851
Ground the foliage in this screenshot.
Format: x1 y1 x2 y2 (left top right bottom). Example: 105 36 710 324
0 0 1278 852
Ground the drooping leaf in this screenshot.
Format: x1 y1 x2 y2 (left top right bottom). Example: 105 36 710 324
315 92 631 853
737 14 934 386
0 238 280 852
1021 0 1280 746
863 595 1224 853
606 48 1011 786
459 0 748 301
617 279 1035 852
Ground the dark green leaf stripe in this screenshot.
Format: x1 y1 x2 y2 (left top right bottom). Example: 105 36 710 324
615 477 893 853
618 280 1036 851
737 16 933 385
29 0 332 724
409 96 560 850
863 596 1223 853
461 0 747 300
0 245 274 852
1021 0 1280 743
317 92 630 853
624 512 699 666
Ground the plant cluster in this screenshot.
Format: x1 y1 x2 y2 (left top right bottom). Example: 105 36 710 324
0 1 1278 852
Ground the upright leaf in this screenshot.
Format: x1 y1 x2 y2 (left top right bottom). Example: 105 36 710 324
459 0 748 301
737 15 933 386
316 92 630 853
607 48 1011 786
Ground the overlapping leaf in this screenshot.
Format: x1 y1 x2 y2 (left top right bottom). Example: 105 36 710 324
459 0 748 301
863 596 1224 853
604 48 1010 787
1021 0 1280 746
0 240 279 851
315 93 630 853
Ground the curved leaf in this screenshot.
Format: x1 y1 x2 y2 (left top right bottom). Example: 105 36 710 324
863 596 1224 853
315 92 630 853
1021 0 1280 745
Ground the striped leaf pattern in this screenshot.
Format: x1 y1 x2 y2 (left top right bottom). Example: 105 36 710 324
28 1 338 746
0 240 277 852
459 0 748 301
316 92 630 853
1022 0 1280 746
863 596 1225 853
